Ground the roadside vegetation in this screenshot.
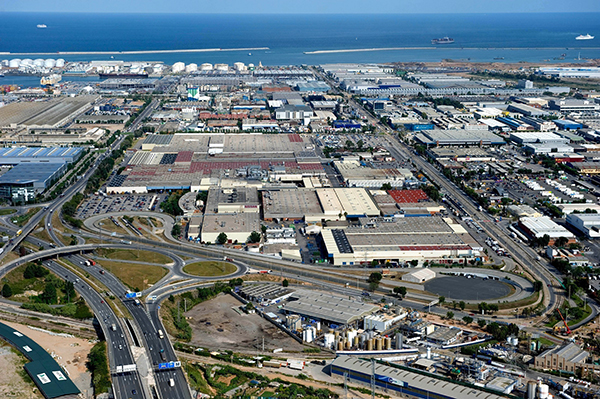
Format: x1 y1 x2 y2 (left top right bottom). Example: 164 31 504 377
183 261 237 277
87 341 111 395
94 260 167 292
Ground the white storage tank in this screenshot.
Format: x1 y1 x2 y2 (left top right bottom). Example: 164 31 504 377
233 62 245 71
55 59 65 67
9 59 21 68
200 63 213 71
44 59 56 68
21 58 34 66
538 382 549 399
185 63 198 73
33 58 45 67
323 333 335 349
215 63 229 71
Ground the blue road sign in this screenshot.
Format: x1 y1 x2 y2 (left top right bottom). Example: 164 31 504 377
125 292 137 298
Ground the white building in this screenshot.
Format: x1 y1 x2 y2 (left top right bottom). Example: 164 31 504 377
402 268 436 283
566 213 600 238
363 312 407 332
519 216 574 239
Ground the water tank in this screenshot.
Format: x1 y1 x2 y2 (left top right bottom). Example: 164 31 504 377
9 59 21 68
55 59 65 67
21 58 33 66
185 63 198 73
376 337 383 351
323 333 335 349
527 381 537 399
44 59 56 68
200 63 213 71
215 63 229 71
33 58 45 67
538 383 549 399
337 340 344 351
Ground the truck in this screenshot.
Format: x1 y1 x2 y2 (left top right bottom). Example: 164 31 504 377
223 257 233 262
16 229 22 236
120 240 132 245
169 378 175 387
158 329 164 339
88 259 96 266
111 324 117 331
258 270 272 274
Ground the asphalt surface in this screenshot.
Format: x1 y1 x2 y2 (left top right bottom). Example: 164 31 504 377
425 276 512 301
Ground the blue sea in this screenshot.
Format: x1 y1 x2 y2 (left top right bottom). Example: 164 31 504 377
0 12 599 66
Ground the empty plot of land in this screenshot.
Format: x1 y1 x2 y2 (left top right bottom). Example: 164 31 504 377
95 260 168 291
185 293 305 353
183 261 238 277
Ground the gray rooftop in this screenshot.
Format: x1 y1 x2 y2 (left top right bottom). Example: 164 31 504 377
538 342 589 364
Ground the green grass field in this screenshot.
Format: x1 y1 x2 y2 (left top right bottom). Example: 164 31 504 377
183 261 237 277
0 208 16 215
96 248 172 264
96 260 168 291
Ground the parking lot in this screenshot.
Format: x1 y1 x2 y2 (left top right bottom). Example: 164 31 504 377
75 193 168 219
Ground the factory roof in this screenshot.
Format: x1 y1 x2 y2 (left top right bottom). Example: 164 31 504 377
262 189 324 220
143 134 174 146
415 129 504 146
388 189 429 203
537 342 588 364
201 212 260 235
331 357 509 399
509 132 568 143
0 321 80 399
403 268 437 282
0 162 64 186
205 186 259 213
331 188 379 217
283 290 379 325
520 216 574 239
0 146 83 163
427 326 462 343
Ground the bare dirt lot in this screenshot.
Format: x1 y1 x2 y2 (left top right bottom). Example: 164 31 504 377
185 293 306 354
1 321 95 398
0 344 43 399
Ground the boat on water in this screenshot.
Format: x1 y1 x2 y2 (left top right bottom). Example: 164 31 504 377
576 34 594 40
493 57 504 60
432 37 454 44
40 74 61 86
37 24 47 29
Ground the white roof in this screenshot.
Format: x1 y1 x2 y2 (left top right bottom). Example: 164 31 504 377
520 216 574 238
404 268 436 280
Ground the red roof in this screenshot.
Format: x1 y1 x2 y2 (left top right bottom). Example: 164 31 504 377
388 189 429 203
175 151 193 163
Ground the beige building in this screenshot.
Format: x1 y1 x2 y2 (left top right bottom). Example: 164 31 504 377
535 342 589 373
201 213 260 244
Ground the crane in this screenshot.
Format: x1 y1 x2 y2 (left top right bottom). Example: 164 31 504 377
556 309 571 335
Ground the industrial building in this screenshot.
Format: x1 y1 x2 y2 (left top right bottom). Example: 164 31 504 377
205 186 259 214
507 204 542 218
321 216 478 266
282 290 379 326
402 268 436 283
414 129 504 146
535 342 589 373
549 99 600 112
518 216 575 240
0 321 80 399
0 163 66 201
0 146 84 165
509 132 569 145
330 357 509 399
262 189 325 222
0 96 99 129
566 213 600 238
333 160 410 188
200 212 260 244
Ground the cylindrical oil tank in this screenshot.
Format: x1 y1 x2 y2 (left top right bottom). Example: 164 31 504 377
526 381 537 399
9 59 21 68
33 58 45 67
56 59 65 67
367 339 373 351
200 63 213 71
334 331 340 340
21 59 33 66
385 337 392 350
538 383 549 399
376 337 383 351
44 59 56 68
337 340 344 351
345 340 351 349
353 336 359 348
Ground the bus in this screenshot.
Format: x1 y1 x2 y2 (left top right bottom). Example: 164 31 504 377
16 229 22 236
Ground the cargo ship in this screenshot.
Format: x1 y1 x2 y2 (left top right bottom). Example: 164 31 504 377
576 34 594 40
37 24 47 29
98 73 149 79
432 37 454 44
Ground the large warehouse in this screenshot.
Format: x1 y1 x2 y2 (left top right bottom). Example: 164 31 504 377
321 216 479 266
566 213 600 238
518 216 574 240
414 129 505 146
282 290 379 326
0 96 98 129
330 357 509 399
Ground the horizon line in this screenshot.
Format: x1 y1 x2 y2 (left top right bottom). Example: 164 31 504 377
1 10 599 15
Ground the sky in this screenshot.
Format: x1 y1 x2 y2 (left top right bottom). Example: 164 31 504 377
2 0 600 14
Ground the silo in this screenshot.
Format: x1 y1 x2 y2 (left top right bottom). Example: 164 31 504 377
44 59 56 68
334 331 340 341
367 339 373 351
385 337 392 350
538 382 549 399
21 59 33 66
396 333 403 349
353 336 359 348
337 340 344 351
345 339 351 349
376 337 383 351
323 333 335 349
215 63 229 71
55 59 65 67
233 62 245 71
526 381 537 399
9 59 20 68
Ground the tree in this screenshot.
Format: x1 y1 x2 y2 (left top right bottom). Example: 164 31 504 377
357 139 364 149
380 183 392 191
462 316 473 325
393 286 407 298
282 279 289 287
477 319 487 328
459 301 466 311
533 280 543 292
438 296 445 306
478 302 489 314
39 283 57 304
171 224 182 237
1 283 12 298
446 311 454 320
216 232 228 245
410 259 419 267
555 236 569 248
248 231 261 243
